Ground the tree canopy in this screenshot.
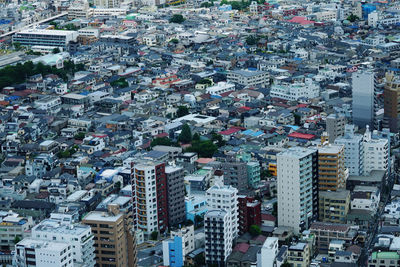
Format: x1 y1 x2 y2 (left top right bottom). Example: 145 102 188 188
169 14 185 23
178 124 192 144
176 106 189 118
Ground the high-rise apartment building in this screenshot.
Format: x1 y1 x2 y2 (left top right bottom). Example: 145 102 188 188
165 165 186 227
352 70 377 129
130 159 168 237
317 144 347 191
83 204 137 267
204 210 233 266
94 0 120 8
31 214 95 267
383 72 400 133
326 113 346 143
318 190 350 224
206 182 239 238
335 125 364 176
277 147 318 234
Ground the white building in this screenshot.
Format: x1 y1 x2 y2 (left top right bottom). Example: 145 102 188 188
227 69 269 87
13 29 78 48
31 215 95 267
206 182 239 238
170 224 195 256
0 211 33 250
14 239 74 267
94 0 120 8
204 210 232 266
270 78 319 101
205 82 235 95
363 126 389 175
335 125 364 176
34 96 62 113
257 237 279 267
351 186 380 213
277 147 317 234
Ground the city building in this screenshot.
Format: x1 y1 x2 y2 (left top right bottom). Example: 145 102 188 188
310 222 356 253
165 165 186 227
352 70 377 129
31 214 95 267
318 190 351 224
363 126 389 175
130 159 168 237
269 78 320 101
246 161 261 189
82 205 137 267
277 147 318 234
257 237 279 267
206 182 239 238
204 210 233 267
94 0 120 8
238 196 261 235
13 29 78 48
287 242 310 267
0 211 33 251
227 69 269 87
14 239 74 267
383 72 400 133
221 159 248 192
335 125 364 176
317 143 347 191
326 113 346 143
162 225 194 267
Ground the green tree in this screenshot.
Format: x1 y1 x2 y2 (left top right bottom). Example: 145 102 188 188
186 140 217 158
192 132 200 141
198 78 212 85
14 235 21 244
150 231 158 240
13 42 22 51
211 132 226 147
246 35 259 45
74 132 86 140
193 253 205 265
52 47 61 54
111 77 128 88
176 106 189 118
347 13 359 22
179 124 192 143
281 261 291 267
249 225 261 236
272 202 277 217
151 137 173 147
169 14 185 23
200 1 212 7
293 113 301 125
57 150 71 158
115 181 121 191
169 38 179 44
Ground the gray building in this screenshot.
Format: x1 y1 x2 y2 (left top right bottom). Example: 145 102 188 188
326 113 346 143
352 70 377 129
165 165 186 227
222 159 248 192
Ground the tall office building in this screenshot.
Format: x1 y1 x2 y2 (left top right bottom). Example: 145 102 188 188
238 196 261 235
204 210 233 267
326 113 346 143
130 159 168 238
221 158 248 192
317 144 347 191
83 204 137 267
165 165 186 227
277 147 318 234
335 125 364 176
383 72 400 133
206 182 239 238
352 70 377 129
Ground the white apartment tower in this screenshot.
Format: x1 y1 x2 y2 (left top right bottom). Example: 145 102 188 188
335 125 365 176
204 210 232 266
363 126 389 175
277 147 317 234
206 182 239 238
257 237 279 267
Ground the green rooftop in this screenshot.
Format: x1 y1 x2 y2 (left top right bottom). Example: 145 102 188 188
371 252 400 260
